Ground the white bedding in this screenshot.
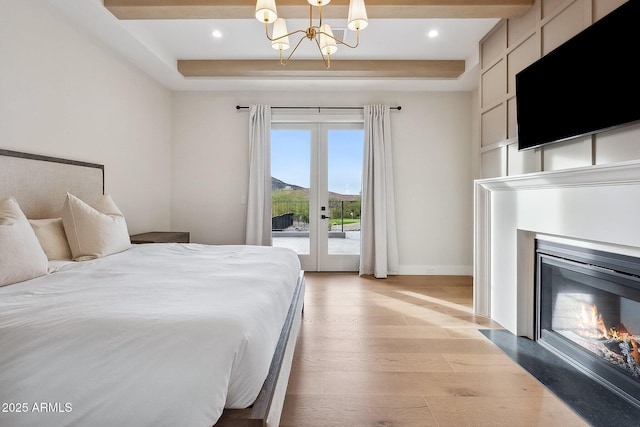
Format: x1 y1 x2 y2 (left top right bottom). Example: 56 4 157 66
0 243 301 427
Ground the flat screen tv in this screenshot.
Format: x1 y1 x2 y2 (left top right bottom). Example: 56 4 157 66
516 0 640 151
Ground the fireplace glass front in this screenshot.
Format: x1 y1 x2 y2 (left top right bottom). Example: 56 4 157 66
536 240 640 407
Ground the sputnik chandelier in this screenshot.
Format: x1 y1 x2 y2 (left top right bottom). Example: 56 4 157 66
255 0 368 68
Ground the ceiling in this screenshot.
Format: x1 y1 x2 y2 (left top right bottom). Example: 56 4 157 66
46 0 533 92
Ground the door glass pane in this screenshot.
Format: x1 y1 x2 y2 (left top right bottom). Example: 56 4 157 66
327 129 363 255
271 129 311 255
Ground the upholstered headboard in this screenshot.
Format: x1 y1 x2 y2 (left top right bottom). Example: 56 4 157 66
0 149 104 219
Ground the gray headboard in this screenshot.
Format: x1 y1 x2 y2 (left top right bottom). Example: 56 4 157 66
0 149 104 219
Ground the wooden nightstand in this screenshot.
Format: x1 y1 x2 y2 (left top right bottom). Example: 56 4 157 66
130 231 190 244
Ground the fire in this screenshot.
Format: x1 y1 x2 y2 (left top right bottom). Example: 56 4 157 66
609 324 631 341
579 303 608 338
578 303 640 367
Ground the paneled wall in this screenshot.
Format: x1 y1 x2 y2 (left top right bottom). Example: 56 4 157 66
479 0 640 178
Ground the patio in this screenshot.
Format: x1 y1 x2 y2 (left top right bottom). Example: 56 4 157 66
273 230 360 255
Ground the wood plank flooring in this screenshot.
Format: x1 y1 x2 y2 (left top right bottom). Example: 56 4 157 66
280 273 588 427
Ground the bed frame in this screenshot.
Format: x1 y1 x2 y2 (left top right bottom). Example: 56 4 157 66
0 149 304 427
0 149 104 218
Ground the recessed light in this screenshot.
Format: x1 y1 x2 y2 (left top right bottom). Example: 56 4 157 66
211 30 223 38
428 29 439 38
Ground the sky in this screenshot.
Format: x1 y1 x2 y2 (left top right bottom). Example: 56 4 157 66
271 129 364 195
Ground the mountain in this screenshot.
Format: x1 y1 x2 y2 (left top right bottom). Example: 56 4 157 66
271 177 305 192
272 177 360 202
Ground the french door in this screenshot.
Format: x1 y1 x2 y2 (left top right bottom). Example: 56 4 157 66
271 122 363 272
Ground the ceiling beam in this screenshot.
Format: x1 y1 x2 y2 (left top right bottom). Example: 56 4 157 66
104 0 533 20
177 59 466 79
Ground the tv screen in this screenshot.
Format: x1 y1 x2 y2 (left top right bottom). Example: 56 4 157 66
516 0 640 151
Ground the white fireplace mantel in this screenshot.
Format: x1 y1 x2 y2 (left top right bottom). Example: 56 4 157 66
474 160 640 337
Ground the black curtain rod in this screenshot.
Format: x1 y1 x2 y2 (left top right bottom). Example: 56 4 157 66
236 105 401 111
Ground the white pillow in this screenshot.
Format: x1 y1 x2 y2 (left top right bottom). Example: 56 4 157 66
0 197 49 287
29 218 72 261
61 193 132 261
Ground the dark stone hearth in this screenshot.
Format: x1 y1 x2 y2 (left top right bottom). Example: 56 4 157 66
481 329 640 427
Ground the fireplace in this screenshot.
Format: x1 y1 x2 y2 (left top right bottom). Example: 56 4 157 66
536 240 640 407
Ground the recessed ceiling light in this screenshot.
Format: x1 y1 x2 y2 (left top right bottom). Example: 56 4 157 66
211 30 223 38
427 29 439 38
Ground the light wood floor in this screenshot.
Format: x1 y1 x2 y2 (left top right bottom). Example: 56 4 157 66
280 273 588 427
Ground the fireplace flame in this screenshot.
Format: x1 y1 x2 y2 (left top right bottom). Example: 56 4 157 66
578 303 635 341
578 303 640 368
579 303 608 339
568 301 640 379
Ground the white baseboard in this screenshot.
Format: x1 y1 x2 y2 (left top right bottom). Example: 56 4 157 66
398 265 472 276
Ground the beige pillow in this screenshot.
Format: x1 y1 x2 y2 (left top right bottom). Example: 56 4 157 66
29 218 72 260
61 193 132 261
0 197 49 287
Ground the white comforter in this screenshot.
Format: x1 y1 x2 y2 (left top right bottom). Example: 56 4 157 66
0 243 301 427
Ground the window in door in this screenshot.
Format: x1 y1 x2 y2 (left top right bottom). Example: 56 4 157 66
271 122 363 272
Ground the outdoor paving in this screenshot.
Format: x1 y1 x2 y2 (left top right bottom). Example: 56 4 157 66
273 231 360 255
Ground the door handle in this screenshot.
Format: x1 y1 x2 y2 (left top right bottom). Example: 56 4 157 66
321 206 330 219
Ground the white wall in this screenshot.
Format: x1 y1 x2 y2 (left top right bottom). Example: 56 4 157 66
0 0 172 234
172 91 474 274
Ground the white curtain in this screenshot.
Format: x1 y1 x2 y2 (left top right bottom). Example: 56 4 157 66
359 105 399 278
245 104 272 246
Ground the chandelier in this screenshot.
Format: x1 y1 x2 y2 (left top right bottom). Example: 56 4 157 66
254 0 368 68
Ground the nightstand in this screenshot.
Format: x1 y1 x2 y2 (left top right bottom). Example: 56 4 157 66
130 231 190 244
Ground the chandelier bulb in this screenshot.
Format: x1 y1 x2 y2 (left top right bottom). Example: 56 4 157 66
348 0 368 31
271 18 290 51
319 24 337 56
255 0 278 23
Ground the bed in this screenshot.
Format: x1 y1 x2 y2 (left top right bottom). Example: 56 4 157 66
0 149 305 427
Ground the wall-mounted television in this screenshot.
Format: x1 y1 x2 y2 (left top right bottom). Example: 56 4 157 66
516 0 640 151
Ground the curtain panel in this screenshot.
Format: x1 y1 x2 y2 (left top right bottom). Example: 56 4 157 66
245 104 272 246
359 105 399 278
